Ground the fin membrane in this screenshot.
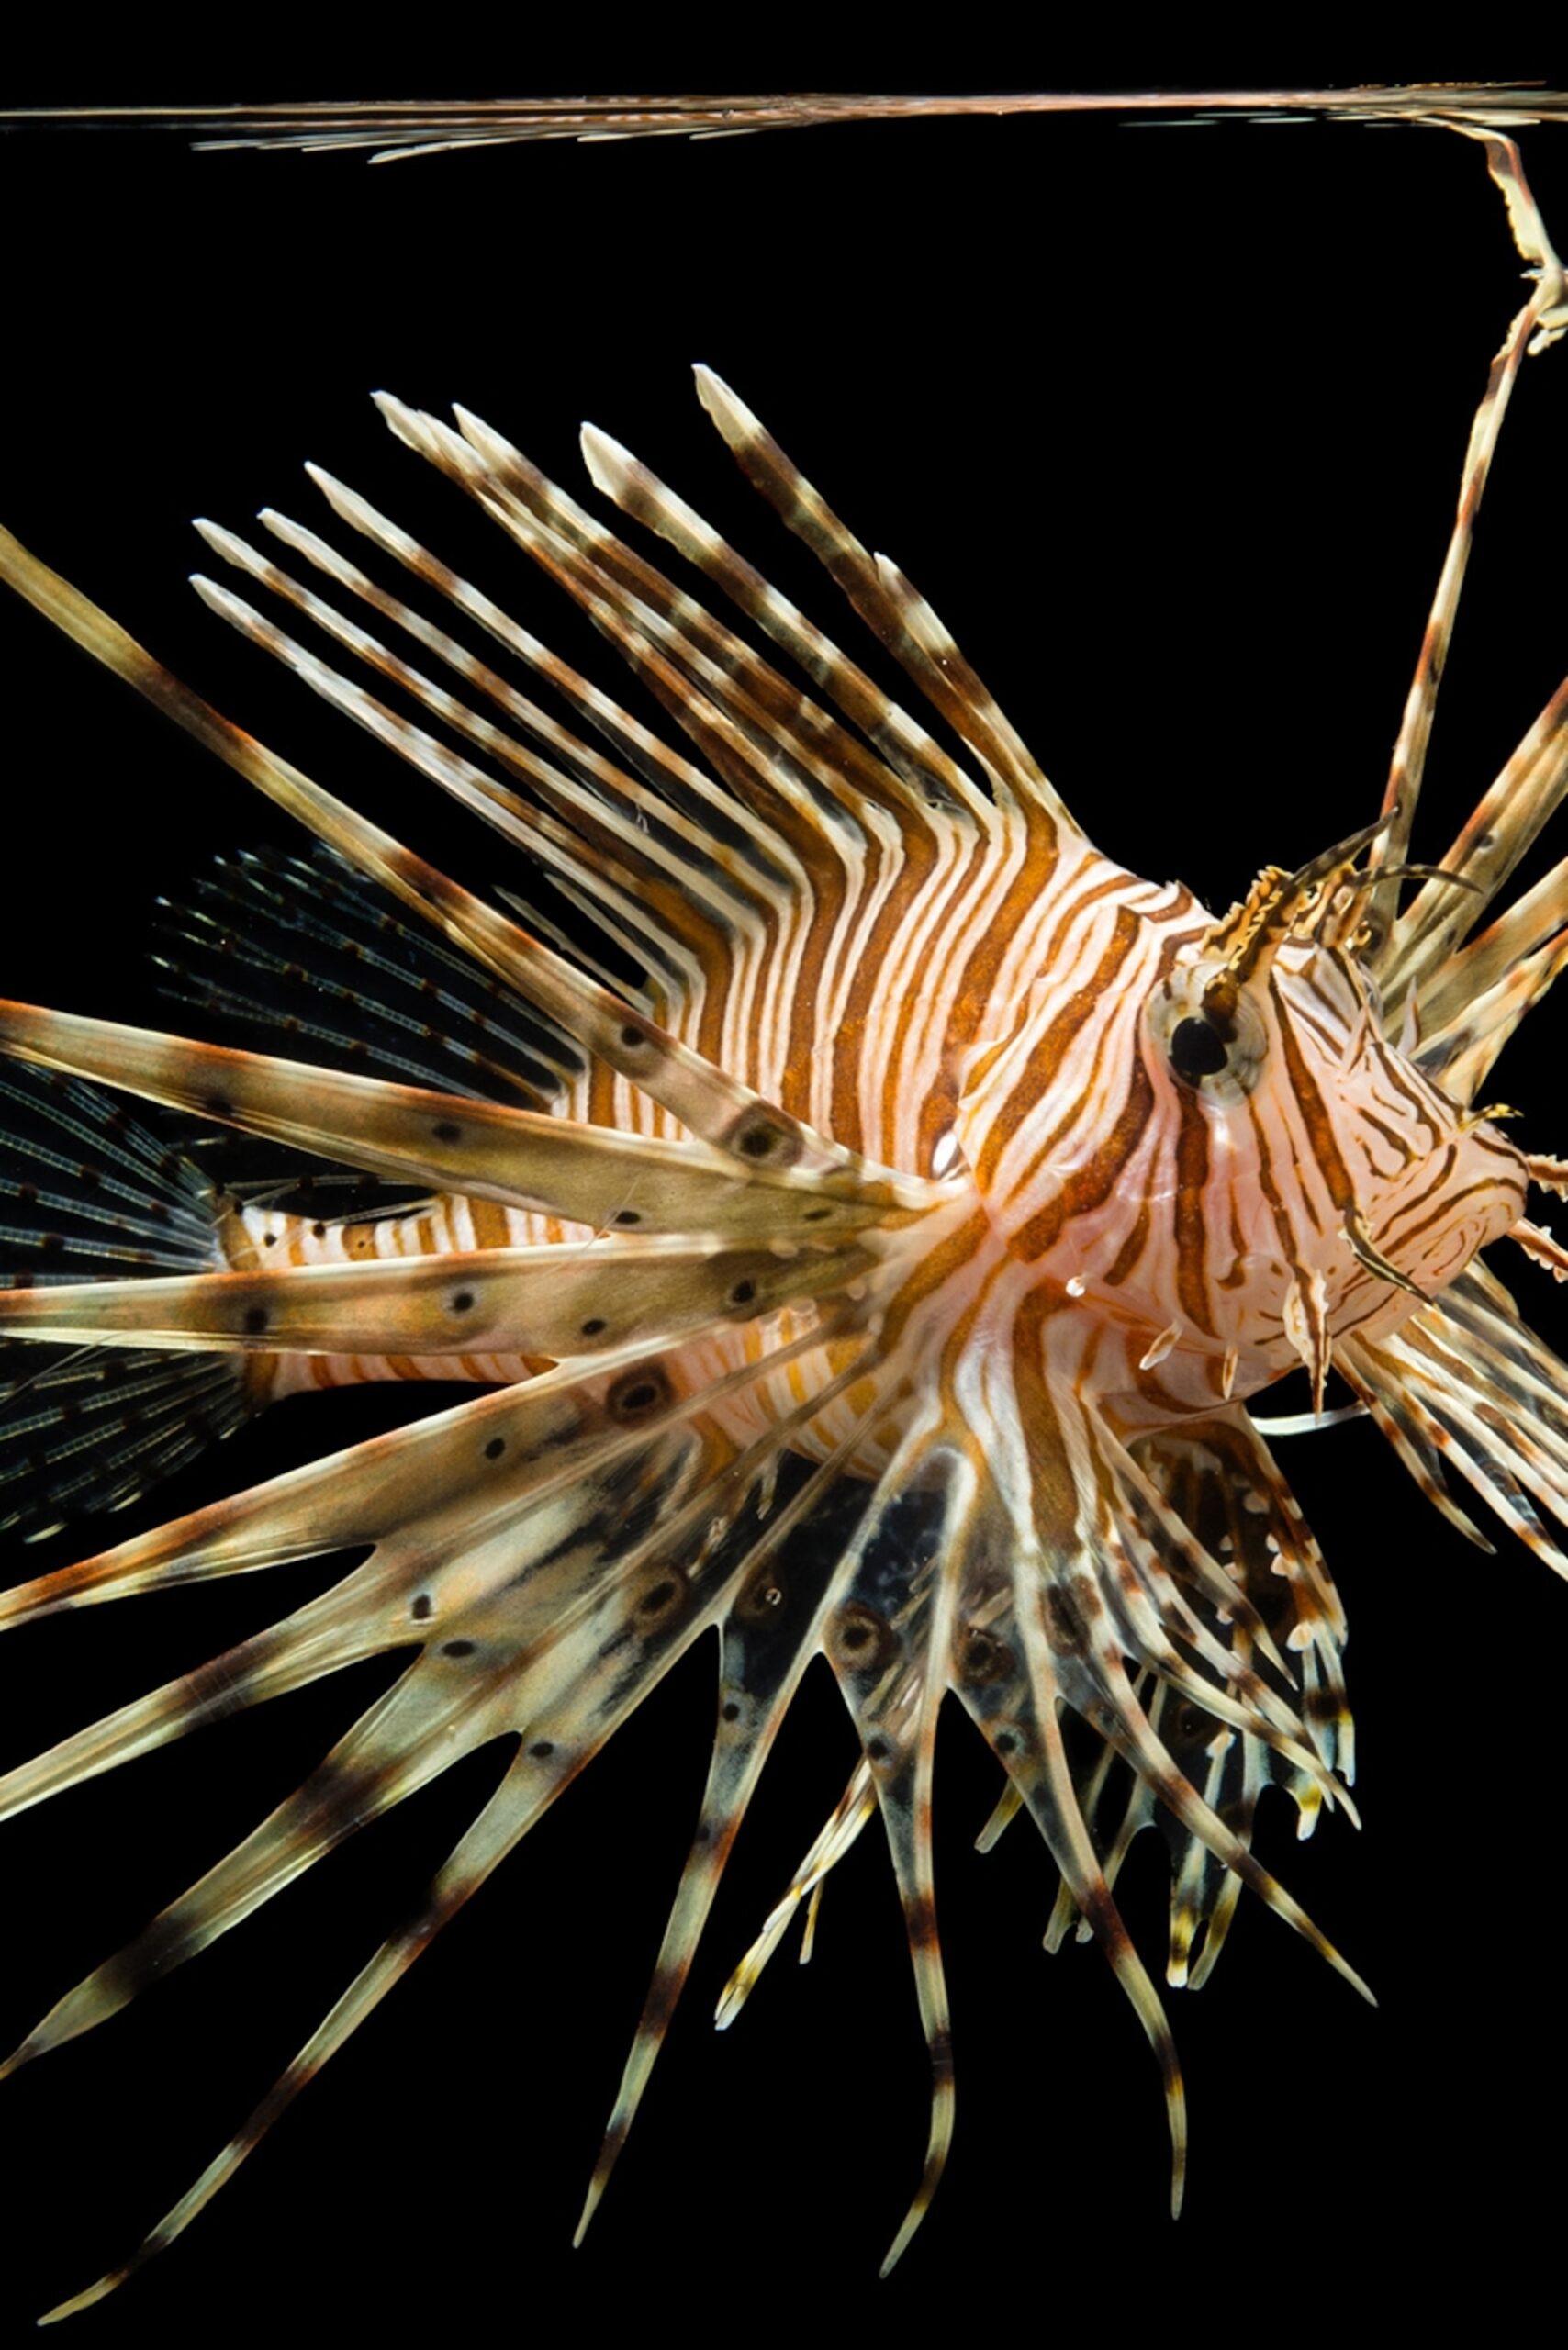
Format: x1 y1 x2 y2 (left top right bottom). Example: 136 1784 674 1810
156 844 576 1108
0 1060 250 1538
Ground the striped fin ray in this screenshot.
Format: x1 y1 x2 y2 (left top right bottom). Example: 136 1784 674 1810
1078 1442 1351 1825
1038 1664 1260 1990
1068 1630 1369 2003
0 1234 874 1362
371 393 915 864
416 392 980 839
1102 1415 1358 1984
363 395 1002 1152
577 407 989 826
0 521 881 1178
1406 844 1568 1049
17 1315 891 2319
572 1392 919 2249
343 388 1092 1169
1021 1413 1343 1852
951 1359 1371 2146
592 1432 1048 2268
0 1313 860 1804
444 400 975 1012
291 457 805 912
1342 1267 1568 1578
956 1548 1191 2216
2 1303 891 2311
187 545 738 1010
1339 1353 1498 1553
1040 1711 1140 1949
1368 131 1567 942
1020 1539 1370 1986
0 1345 249 1543
1410 922 1568 1100
712 1756 878 2025
1102 1436 1299 1680
203 492 772 926
691 368 1078 839
1134 1414 1353 1778
0 1002 899 1241
35 1745 559 2323
1091 1428 1309 1729
188 534 897 1128
1041 1671 1259 1996
1381 674 1568 1030
822 1434 978 2275
1056 1404 1365 1940
0 1295 861 1630
267 453 812 1069
1156 1684 1264 1993
0 1060 219 1281
568 409 1071 1158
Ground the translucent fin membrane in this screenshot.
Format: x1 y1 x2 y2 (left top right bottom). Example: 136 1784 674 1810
0 1062 251 1536
157 845 574 1107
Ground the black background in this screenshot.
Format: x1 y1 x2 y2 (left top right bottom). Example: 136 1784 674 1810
1 67 1566 2339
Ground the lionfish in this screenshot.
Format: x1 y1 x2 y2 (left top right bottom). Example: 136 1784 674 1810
0 97 1565 2320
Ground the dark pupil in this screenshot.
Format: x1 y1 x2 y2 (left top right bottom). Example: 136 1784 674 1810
1170 1015 1229 1082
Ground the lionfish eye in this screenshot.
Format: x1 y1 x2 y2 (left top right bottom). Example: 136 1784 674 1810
1169 1015 1230 1084
1148 973 1266 1102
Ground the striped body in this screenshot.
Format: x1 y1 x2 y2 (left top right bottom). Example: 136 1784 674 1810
0 118 1563 2323
241 868 1527 1452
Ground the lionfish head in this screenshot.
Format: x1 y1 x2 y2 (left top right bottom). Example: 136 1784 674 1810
1129 822 1529 1419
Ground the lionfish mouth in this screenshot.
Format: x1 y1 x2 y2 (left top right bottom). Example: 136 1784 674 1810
0 118 1564 2324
